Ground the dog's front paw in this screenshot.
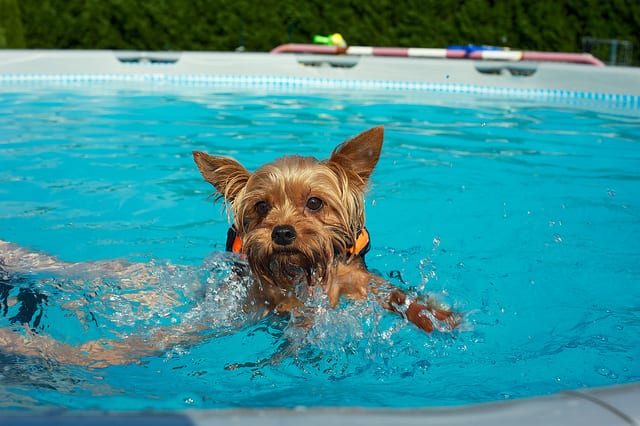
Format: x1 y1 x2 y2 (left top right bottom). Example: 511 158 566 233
405 302 461 333
387 289 460 333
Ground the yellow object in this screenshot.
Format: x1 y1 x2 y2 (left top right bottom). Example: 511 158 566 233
313 33 347 47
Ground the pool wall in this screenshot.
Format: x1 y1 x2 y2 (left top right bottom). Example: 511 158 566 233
1 49 639 425
2 383 640 425
1 50 639 103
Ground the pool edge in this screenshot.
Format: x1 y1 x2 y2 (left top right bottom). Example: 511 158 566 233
1 382 639 425
1 49 639 103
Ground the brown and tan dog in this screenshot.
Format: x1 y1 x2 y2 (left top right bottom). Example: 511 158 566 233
193 126 459 333
0 126 458 368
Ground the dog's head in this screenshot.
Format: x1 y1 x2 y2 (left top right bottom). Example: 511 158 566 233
193 126 383 288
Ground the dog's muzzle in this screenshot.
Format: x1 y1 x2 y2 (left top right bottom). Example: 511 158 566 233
271 225 296 246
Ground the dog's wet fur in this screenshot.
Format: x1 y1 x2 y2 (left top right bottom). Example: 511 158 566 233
0 126 459 367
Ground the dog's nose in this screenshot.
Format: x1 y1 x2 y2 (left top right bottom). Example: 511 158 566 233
272 225 296 246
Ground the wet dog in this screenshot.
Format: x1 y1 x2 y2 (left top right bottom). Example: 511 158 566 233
0 126 459 367
193 126 459 332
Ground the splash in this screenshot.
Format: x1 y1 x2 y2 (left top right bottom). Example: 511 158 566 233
1 248 461 376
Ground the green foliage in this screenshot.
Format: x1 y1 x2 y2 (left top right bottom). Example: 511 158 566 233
0 0 26 48
12 0 640 65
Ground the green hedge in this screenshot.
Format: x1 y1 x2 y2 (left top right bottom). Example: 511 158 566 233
5 0 640 65
0 0 25 48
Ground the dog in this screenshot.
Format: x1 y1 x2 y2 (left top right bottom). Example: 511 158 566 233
193 125 460 333
0 126 459 368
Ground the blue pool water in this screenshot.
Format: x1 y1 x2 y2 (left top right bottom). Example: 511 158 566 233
0 81 639 410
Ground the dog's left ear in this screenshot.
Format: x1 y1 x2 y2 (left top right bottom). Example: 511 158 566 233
328 126 384 185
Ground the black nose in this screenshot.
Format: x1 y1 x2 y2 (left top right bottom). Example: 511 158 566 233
272 225 296 246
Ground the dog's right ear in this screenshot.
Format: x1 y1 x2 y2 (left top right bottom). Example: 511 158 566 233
328 126 384 187
192 151 251 202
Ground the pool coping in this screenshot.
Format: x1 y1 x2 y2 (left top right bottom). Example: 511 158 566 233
1 50 639 108
1 382 639 425
1 49 639 423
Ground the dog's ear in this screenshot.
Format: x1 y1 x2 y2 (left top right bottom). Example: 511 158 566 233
328 126 384 184
192 151 250 202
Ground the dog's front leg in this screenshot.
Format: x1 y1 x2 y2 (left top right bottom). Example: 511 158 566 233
368 280 461 333
325 260 375 307
385 289 460 332
325 262 460 332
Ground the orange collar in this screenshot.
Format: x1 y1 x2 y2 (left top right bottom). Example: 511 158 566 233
230 231 243 253
348 227 370 256
228 227 370 257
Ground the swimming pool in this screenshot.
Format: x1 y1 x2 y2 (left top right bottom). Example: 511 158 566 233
0 51 639 423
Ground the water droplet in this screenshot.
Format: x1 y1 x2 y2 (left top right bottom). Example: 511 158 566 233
432 237 441 250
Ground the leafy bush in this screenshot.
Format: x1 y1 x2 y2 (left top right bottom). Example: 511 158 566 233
8 0 640 65
0 0 25 48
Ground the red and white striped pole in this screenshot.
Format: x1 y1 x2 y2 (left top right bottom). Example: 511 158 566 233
271 44 605 66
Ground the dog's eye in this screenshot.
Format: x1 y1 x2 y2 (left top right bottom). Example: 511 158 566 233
255 201 270 216
306 197 323 212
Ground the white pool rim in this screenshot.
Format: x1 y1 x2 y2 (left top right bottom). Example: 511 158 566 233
1 50 639 108
1 382 639 425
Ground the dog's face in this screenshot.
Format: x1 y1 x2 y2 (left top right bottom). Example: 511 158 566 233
193 126 383 288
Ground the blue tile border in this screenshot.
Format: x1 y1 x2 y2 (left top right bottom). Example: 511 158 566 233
0 73 638 110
